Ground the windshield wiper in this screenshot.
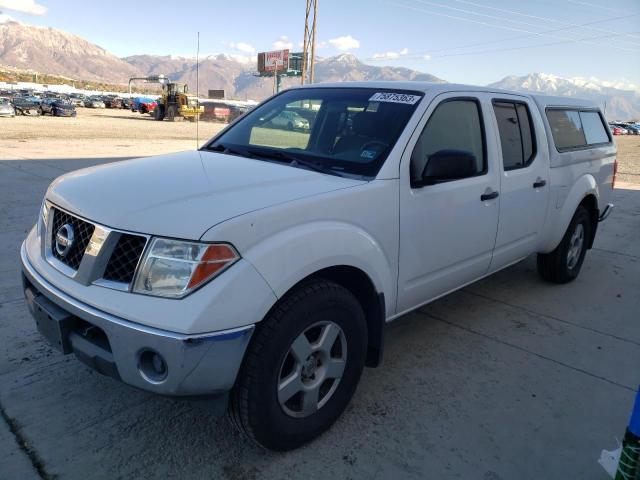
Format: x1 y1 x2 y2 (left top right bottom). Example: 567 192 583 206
206 143 255 158
246 148 343 177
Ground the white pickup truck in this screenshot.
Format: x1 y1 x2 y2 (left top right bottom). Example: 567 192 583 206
21 82 616 450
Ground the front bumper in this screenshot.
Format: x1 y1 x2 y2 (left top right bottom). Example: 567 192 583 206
21 242 254 397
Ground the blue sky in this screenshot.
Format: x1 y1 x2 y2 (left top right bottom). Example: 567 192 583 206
1 0 639 86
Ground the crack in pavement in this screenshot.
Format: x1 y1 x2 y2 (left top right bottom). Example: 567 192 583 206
460 290 640 347
0 401 53 480
417 310 637 392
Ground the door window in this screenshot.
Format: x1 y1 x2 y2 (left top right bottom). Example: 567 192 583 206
492 101 536 170
410 99 485 183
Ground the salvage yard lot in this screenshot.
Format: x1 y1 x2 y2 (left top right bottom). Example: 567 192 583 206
0 112 639 479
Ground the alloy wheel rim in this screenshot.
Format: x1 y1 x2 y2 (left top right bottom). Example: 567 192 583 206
567 223 585 269
277 321 347 418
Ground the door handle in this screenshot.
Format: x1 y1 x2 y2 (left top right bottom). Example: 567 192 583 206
533 179 547 188
480 190 499 201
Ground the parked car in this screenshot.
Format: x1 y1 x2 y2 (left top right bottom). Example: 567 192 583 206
133 97 157 114
40 99 77 117
69 94 85 107
104 97 123 109
269 110 310 130
12 96 42 115
120 98 133 109
610 126 623 135
619 123 640 135
84 97 106 108
0 97 15 117
20 83 616 452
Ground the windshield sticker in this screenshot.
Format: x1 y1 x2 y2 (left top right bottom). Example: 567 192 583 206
368 92 421 105
361 150 377 159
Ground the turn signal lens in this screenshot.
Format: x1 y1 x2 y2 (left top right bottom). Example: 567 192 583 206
188 244 239 289
132 239 240 298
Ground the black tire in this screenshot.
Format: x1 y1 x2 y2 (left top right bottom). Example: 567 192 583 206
230 280 367 451
153 105 165 121
537 205 591 284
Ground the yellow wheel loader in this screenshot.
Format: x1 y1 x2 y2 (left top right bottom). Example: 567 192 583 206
153 83 203 122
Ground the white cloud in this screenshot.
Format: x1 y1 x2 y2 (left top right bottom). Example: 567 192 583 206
228 41 256 54
0 0 47 15
423 54 431 60
328 35 360 51
372 48 409 60
0 11 15 22
273 36 293 51
223 53 255 64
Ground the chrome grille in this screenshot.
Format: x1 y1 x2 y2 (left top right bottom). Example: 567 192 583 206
103 234 147 284
50 208 95 270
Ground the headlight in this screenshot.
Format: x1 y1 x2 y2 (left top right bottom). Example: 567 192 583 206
132 238 240 298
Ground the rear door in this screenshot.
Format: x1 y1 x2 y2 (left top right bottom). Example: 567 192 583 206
489 95 550 271
397 92 501 313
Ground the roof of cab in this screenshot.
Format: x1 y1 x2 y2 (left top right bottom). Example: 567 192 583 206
293 81 599 110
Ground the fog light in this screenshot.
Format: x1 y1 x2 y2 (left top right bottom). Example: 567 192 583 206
138 349 168 383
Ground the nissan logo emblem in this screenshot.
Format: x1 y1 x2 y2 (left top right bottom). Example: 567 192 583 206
55 224 75 257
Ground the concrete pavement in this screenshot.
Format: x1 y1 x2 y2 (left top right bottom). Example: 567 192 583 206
0 157 638 479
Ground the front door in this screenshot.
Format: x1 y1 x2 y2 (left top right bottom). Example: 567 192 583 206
397 93 501 313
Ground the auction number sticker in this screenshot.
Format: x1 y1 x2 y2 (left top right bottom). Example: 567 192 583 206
369 92 421 104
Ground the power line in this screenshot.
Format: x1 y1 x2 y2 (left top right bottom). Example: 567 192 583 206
563 0 634 15
410 0 640 48
367 28 640 61
370 11 639 57
449 0 640 41
429 30 640 59
389 0 637 52
404 14 640 53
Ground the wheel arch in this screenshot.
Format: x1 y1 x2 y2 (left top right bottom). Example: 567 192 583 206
540 173 599 253
267 265 386 368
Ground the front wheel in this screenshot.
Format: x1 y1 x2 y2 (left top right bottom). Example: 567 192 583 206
537 205 591 284
153 105 165 121
230 280 367 451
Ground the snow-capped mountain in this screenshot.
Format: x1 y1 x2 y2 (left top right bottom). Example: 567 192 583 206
1 22 637 118
489 73 640 120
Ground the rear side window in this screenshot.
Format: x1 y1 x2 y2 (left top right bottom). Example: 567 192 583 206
546 108 610 150
410 99 485 182
492 100 536 170
547 110 586 149
579 111 610 145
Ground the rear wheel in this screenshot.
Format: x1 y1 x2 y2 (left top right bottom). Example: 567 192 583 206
537 205 591 284
230 280 367 451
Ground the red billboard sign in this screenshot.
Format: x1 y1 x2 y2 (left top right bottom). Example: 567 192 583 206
258 49 290 73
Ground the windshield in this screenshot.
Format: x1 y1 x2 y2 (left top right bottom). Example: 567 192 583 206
203 88 423 177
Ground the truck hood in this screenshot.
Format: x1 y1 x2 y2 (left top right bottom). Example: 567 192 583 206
47 150 365 239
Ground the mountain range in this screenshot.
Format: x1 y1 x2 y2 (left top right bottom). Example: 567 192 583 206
1 20 638 119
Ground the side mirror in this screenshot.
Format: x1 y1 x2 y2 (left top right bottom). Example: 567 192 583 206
418 149 478 186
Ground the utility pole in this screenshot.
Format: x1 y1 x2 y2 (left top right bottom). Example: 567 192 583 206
301 0 318 85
